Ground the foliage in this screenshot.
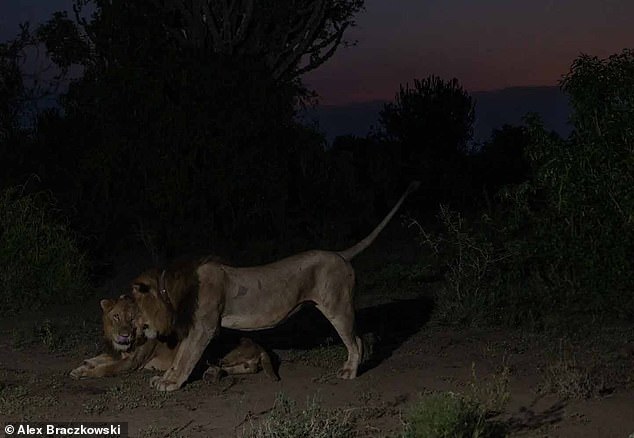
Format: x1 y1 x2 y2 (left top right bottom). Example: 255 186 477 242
379 76 474 156
241 393 354 438
539 340 605 400
153 0 366 80
19 0 368 256
0 30 26 138
476 125 531 201
420 49 634 328
0 185 91 314
502 50 634 324
0 26 38 187
416 207 511 326
402 392 506 438
378 76 475 208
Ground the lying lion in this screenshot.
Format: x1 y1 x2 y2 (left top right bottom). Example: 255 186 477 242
76 181 418 391
204 337 279 382
70 295 277 381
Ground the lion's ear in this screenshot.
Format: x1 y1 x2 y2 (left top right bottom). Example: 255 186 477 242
100 299 114 312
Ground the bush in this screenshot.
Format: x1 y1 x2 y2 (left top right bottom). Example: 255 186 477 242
418 49 634 329
416 207 515 326
402 392 505 438
0 186 91 314
240 393 354 438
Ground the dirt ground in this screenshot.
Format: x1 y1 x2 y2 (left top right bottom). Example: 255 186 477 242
1 295 633 438
1 245 633 437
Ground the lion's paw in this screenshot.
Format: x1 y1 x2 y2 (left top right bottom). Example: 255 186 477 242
70 365 91 380
203 366 223 384
150 375 181 392
336 367 357 380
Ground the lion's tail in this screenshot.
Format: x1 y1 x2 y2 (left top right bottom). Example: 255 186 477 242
337 181 420 261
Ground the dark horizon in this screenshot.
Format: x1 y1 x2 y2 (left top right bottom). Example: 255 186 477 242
302 85 572 145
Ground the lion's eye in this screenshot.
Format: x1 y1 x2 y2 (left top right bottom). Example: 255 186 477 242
113 313 120 322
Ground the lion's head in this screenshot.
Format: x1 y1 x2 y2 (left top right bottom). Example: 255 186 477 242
128 258 216 342
100 295 143 352
131 275 176 340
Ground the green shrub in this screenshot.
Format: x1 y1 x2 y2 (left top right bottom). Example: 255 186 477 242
512 50 634 323
419 49 634 329
0 186 91 314
402 392 505 438
416 207 510 326
240 393 354 438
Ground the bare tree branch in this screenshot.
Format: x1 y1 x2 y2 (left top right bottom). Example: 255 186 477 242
165 0 363 80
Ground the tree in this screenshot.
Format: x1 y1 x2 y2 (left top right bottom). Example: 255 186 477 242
66 0 364 81
477 124 531 193
0 36 25 144
0 25 39 188
378 76 475 206
493 50 634 324
28 0 365 256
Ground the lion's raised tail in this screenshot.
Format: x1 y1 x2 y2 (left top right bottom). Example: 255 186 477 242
337 181 420 261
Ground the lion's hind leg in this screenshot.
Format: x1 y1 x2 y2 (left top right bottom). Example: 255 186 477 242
315 299 363 380
220 359 259 375
260 351 280 381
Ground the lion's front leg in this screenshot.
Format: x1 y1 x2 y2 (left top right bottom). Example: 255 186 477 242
150 264 224 392
150 322 218 391
70 353 120 379
70 353 115 379
150 309 219 391
71 342 158 379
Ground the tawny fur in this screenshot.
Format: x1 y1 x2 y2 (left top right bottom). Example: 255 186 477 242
70 296 277 381
70 296 176 379
204 337 279 382
136 182 419 391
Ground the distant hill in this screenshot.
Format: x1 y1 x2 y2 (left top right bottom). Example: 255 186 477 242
300 86 572 145
299 100 386 144
472 86 572 142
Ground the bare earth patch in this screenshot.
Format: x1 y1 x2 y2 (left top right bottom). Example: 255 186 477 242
1 305 633 437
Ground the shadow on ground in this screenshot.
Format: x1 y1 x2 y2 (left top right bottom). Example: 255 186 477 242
506 397 566 434
215 297 434 375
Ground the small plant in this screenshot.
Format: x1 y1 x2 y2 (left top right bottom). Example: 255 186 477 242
402 391 506 438
240 392 354 438
37 319 61 351
539 340 605 400
466 362 511 415
414 207 512 326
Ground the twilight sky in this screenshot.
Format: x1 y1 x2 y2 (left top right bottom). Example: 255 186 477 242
305 0 634 105
2 0 633 106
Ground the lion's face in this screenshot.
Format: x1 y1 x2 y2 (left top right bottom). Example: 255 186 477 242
131 280 175 339
100 296 142 352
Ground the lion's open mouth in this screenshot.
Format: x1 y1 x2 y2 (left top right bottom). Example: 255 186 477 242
113 335 132 351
